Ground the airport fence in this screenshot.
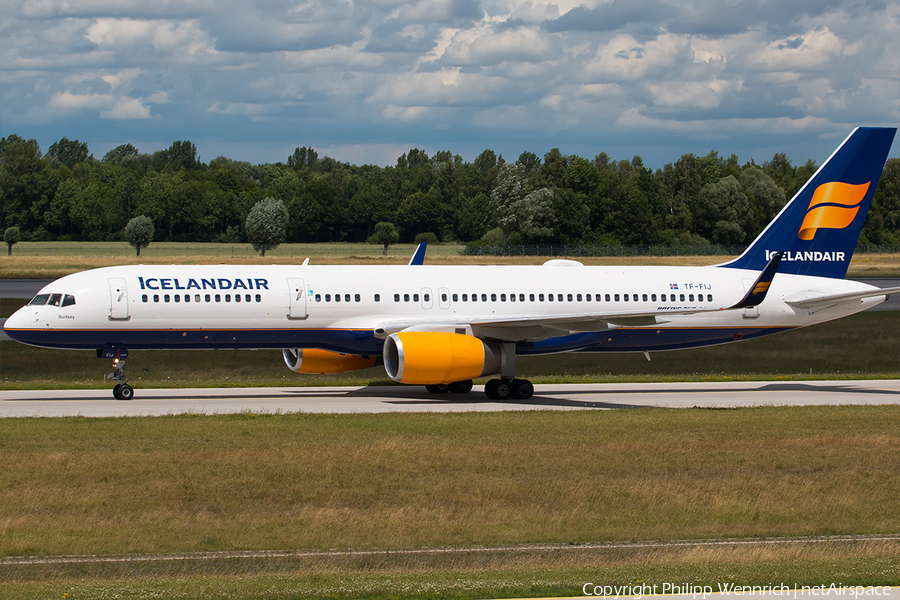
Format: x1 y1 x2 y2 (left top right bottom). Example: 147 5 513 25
7 242 900 259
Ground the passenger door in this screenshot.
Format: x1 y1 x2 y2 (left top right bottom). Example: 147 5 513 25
288 278 308 320
108 278 129 320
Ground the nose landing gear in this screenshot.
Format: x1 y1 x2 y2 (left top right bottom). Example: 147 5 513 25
107 358 134 400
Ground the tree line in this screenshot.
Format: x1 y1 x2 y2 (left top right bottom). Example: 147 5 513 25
1 134 898 251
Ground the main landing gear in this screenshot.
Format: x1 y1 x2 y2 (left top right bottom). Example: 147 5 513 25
425 380 474 394
424 342 535 400
107 358 134 400
484 378 534 400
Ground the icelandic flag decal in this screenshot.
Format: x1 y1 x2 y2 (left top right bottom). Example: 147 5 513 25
670 283 679 290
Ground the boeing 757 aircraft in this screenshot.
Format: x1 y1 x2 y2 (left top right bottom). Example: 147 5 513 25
5 127 898 400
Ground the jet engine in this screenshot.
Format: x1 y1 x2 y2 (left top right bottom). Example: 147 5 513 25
282 348 378 374
382 332 507 384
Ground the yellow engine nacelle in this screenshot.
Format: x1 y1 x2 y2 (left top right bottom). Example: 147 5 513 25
382 332 506 384
282 348 378 374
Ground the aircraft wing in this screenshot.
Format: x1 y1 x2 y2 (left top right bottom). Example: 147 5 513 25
784 286 900 310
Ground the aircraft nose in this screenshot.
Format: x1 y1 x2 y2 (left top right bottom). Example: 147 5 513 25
3 306 35 343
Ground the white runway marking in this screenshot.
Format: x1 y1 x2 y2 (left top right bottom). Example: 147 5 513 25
1 380 897 417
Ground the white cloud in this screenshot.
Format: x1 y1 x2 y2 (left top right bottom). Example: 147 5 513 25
646 78 743 109
100 96 151 119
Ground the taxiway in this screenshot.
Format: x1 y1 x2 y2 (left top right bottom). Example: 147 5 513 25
1 380 897 417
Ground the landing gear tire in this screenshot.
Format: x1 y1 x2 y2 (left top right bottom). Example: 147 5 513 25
511 378 534 400
449 380 473 394
113 384 134 400
426 384 451 394
485 378 512 400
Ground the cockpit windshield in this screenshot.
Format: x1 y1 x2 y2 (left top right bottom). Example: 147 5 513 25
27 293 75 307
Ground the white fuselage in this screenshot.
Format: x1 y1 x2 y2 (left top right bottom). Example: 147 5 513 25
4 262 885 356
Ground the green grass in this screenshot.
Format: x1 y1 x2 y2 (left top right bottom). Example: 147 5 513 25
1 407 898 559
0 407 899 597
2 545 899 599
2 311 897 389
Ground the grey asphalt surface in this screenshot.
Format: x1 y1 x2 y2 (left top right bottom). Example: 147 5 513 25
1 380 897 417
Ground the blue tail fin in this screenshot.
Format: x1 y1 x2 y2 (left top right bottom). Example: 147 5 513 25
720 127 896 278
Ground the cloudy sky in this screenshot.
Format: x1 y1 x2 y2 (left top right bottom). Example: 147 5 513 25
1 0 898 169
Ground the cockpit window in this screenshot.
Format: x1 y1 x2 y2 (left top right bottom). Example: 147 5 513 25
28 294 50 306
48 294 62 307
62 294 76 307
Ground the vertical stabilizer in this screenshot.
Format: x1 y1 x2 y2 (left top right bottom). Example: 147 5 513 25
720 127 896 278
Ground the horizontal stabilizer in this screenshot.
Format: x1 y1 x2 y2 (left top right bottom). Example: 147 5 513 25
785 286 900 309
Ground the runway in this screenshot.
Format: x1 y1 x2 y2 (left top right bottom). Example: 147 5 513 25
1 380 897 417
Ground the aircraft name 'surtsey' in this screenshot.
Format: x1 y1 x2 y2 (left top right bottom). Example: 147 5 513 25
5 127 898 400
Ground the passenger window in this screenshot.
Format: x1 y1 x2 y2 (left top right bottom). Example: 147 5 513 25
255 294 261 302
315 294 321 302
529 294 535 301
215 294 221 303
689 294 694 302
246 294 252 303
471 294 476 302
184 294 190 303
605 294 611 301
235 294 241 303
205 294 211 302
374 294 380 302
614 294 620 301
576 294 582 302
680 294 685 302
225 294 231 302
335 294 340 302
165 294 171 303
344 294 351 302
708 294 713 302
557 294 563 302
548 294 554 302
174 295 181 303
481 294 487 302
325 294 331 302
423 294 429 302
154 294 159 302
641 294 647 301
413 294 419 302
584 294 590 302
623 294 628 302
451 293 457 302
596 294 601 301
651 294 657 302
462 294 468 301
196 294 202 303
28 294 50 306
500 294 506 302
404 294 410 302
670 294 676 302
142 294 148 303
539 294 544 301
394 294 400 302
48 294 62 307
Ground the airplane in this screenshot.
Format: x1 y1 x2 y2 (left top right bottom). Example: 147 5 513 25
5 127 898 401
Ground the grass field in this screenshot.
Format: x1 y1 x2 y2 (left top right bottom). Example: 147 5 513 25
0 407 898 598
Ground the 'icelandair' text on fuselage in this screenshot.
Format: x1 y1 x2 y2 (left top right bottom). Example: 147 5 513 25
138 277 270 291
765 250 846 262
